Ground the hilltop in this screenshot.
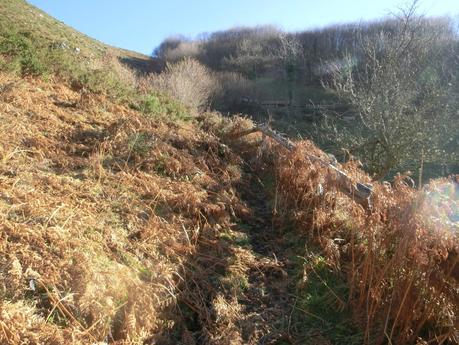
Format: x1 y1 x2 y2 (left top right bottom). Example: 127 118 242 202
0 1 458 345
0 0 156 73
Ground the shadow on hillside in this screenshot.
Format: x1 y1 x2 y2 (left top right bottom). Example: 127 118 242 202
118 56 161 74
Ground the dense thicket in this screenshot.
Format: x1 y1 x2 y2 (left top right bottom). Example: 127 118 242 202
154 17 458 82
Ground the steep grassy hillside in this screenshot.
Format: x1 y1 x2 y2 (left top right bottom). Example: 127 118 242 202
0 0 154 71
0 0 160 106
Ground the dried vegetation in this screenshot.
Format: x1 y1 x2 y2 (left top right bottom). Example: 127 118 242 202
0 72 252 344
0 68 458 344
260 138 459 344
0 2 458 342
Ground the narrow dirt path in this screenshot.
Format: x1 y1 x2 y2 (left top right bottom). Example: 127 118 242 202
164 163 339 344
236 170 298 345
234 168 338 345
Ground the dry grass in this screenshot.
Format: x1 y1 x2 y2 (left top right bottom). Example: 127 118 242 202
0 62 457 344
242 135 459 344
0 71 248 344
201 113 458 343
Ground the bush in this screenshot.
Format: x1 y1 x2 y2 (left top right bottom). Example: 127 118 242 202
137 93 164 114
127 131 155 157
20 51 47 76
0 30 47 76
133 93 190 121
149 58 218 111
0 30 32 55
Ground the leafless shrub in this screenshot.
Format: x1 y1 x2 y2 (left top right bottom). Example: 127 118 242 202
149 58 218 111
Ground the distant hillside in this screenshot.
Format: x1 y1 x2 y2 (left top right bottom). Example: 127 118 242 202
154 17 459 181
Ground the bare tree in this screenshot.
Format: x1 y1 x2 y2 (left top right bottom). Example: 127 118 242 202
273 33 303 103
321 2 458 180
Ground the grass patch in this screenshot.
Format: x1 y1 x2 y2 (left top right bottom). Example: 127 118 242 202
279 227 363 344
132 93 191 121
0 29 48 76
222 272 249 294
292 251 363 345
127 132 155 157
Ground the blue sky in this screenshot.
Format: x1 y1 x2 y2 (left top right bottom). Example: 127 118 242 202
28 0 459 56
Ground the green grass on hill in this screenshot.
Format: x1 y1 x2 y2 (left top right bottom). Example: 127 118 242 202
0 0 156 102
0 0 191 121
0 0 149 62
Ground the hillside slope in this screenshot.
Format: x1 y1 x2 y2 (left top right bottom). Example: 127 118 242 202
0 0 155 73
1 70 457 344
0 2 458 345
0 69 357 344
0 71 256 344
